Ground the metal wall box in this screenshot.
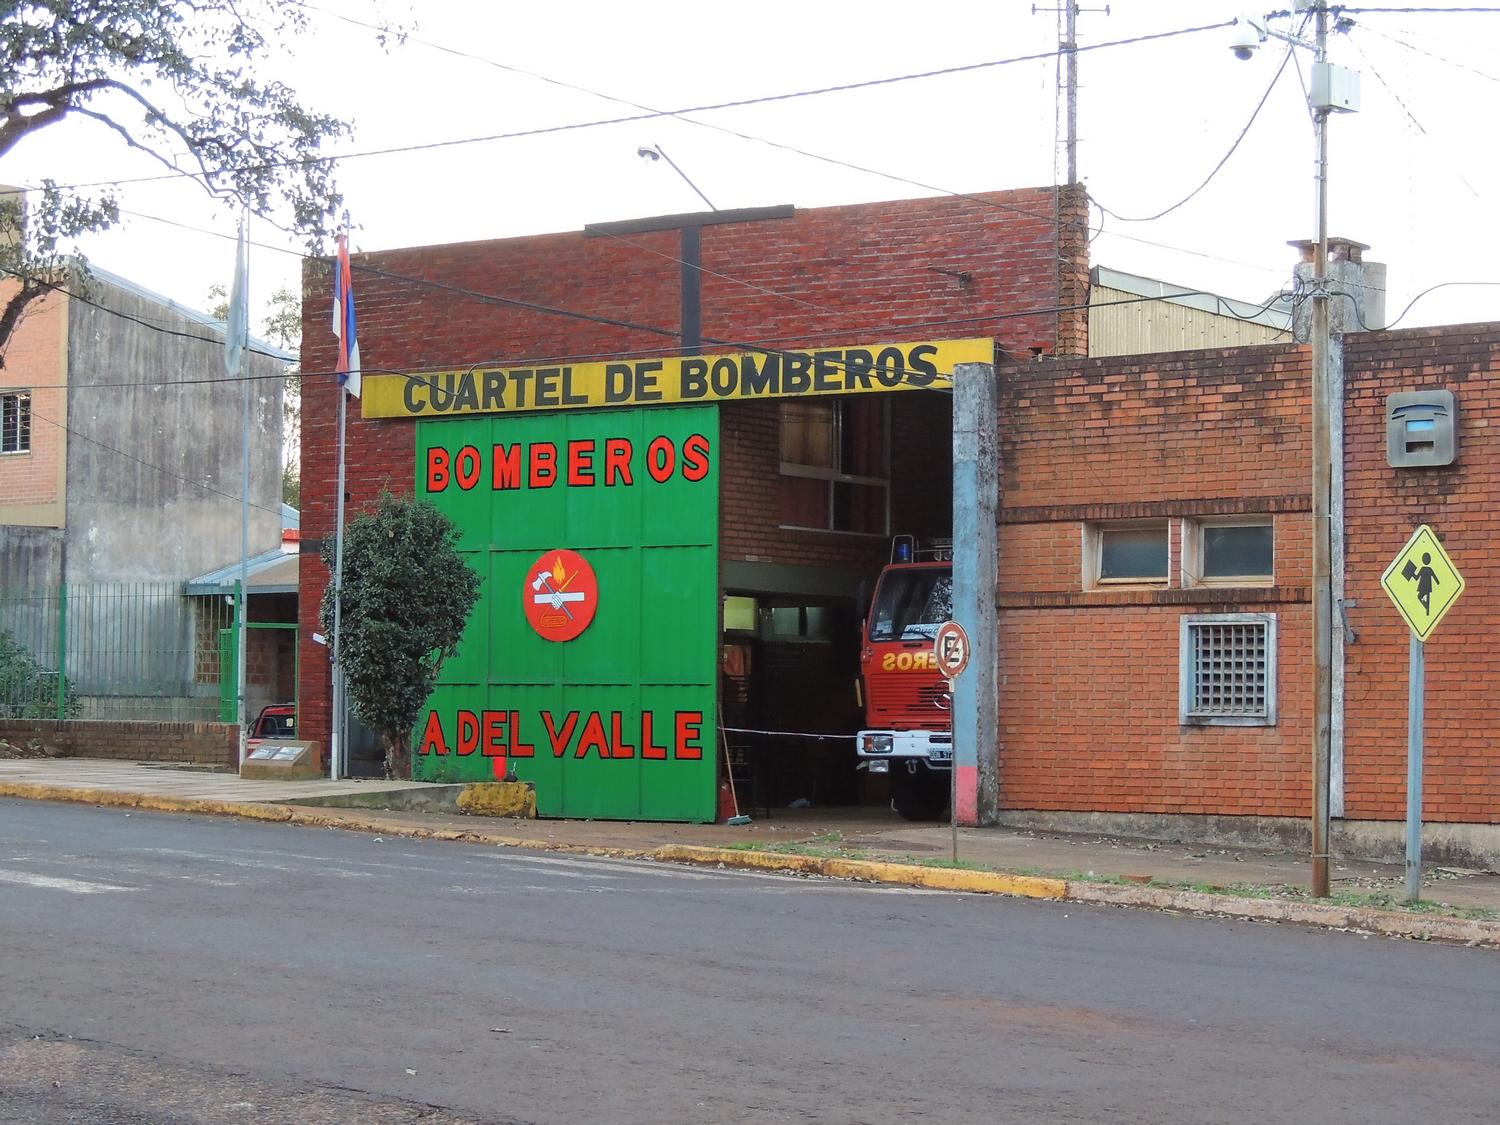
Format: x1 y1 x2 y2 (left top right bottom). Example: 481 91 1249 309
1310 63 1360 113
1387 391 1458 468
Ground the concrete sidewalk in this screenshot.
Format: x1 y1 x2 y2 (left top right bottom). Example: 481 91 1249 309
3 757 1498 945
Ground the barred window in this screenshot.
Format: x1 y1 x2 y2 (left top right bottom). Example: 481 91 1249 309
1179 613 1277 726
1 391 30 454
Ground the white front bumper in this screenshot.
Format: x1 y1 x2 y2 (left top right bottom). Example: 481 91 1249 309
856 729 953 766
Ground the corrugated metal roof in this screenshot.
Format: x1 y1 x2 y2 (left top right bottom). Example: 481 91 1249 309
1092 266 1290 331
184 549 299 596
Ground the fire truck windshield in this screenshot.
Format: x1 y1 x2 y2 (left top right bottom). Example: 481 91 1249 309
868 569 952 642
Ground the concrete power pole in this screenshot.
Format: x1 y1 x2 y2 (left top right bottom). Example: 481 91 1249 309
1230 0 1358 898
1309 1 1335 900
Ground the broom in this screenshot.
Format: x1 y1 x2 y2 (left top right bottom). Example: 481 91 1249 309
721 725 752 826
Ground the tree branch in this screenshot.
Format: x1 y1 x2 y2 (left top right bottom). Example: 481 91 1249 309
0 279 47 370
0 78 117 157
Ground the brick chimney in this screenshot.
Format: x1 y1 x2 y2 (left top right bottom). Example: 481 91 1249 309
1288 236 1386 342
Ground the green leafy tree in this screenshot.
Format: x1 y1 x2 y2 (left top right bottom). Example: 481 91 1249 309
0 626 72 718
262 284 303 509
319 494 481 779
0 0 362 361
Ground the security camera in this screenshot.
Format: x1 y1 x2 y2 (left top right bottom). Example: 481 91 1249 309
1230 16 1266 60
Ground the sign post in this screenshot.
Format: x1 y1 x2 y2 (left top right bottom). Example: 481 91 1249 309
934 620 971 864
1379 524 1464 904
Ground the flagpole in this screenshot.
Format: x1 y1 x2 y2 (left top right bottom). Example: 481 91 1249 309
230 211 251 772
331 379 347 781
329 212 355 782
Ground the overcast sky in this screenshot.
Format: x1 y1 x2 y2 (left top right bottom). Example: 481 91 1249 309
8 1 1499 342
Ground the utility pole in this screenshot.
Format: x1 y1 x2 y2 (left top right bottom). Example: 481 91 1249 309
1309 1 1334 900
1033 3 1109 183
1229 3 1357 897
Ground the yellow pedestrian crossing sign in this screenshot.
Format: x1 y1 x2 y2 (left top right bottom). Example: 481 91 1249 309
1380 525 1464 642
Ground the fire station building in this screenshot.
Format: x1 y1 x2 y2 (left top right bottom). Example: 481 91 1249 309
299 187 1500 865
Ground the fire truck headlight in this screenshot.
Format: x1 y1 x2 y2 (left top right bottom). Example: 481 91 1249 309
861 734 893 754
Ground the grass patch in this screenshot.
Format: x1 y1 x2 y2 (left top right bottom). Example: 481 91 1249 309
1324 890 1498 921
895 855 990 872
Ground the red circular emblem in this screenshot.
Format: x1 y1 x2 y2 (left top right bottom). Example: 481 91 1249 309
523 549 599 642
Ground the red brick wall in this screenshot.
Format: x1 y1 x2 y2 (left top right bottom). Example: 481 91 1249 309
1342 324 1500 824
299 188 1077 748
0 282 65 513
718 394 952 576
996 343 1314 816
0 719 237 768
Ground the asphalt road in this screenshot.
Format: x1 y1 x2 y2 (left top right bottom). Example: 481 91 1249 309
0 800 1496 1125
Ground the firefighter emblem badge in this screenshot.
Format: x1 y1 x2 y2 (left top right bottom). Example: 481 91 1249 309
523 549 599 642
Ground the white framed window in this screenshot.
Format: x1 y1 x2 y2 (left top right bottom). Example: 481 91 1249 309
1180 613 1277 726
778 398 889 535
1 390 31 454
1084 521 1169 588
1184 518 1273 586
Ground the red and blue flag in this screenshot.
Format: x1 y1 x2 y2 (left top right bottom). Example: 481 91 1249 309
332 233 361 397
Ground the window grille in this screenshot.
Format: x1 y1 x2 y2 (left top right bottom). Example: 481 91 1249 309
1 391 30 454
1180 613 1277 726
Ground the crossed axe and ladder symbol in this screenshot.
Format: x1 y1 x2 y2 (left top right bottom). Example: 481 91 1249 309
531 558 587 627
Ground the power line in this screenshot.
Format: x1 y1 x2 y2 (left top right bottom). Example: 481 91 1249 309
106 142 1299 282
8 272 1307 395
1347 34 1485 198
281 3 1065 251
12 281 1291 510
1384 280 1500 328
45 21 1235 200
1 268 293 363
1359 22 1500 81
1341 6 1500 13
25 286 1307 520
25 407 285 519
1096 42 1298 223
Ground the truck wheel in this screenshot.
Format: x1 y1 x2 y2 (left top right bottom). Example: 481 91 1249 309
890 770 948 821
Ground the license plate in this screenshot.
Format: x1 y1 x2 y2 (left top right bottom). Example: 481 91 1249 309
929 748 952 762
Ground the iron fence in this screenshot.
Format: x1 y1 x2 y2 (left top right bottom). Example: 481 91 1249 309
0 584 236 721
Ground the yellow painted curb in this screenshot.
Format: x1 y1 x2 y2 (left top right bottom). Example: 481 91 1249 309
652 845 1068 899
4 781 1494 944
0 782 300 822
456 781 538 819
0 782 143 808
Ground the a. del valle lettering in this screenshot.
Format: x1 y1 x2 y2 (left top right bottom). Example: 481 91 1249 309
419 708 704 761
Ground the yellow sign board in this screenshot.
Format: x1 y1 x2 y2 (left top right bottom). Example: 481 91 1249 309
361 338 993 420
1380 524 1464 642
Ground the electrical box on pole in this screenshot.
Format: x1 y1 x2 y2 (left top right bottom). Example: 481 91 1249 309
1311 63 1360 113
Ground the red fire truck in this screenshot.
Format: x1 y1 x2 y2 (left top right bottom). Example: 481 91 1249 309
856 536 953 820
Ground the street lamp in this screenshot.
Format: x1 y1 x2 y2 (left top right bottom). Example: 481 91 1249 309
637 144 718 212
1232 2 1359 898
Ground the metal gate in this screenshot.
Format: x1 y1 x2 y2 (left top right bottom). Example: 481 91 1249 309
415 405 720 821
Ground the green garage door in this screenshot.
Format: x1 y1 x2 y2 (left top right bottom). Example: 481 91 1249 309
414 405 719 822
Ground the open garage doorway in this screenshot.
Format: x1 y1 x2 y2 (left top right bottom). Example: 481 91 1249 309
719 593 865 813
